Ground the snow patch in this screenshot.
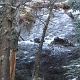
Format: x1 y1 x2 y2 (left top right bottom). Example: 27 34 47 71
0 6 2 8
18 41 36 45
68 9 80 15
30 56 35 59
42 14 49 20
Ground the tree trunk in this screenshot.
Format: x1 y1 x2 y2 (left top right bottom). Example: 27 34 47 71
0 4 11 80
0 11 2 80
32 5 53 80
0 0 20 80
9 0 20 80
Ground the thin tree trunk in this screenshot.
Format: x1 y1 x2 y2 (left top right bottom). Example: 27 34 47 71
0 12 2 80
32 5 53 80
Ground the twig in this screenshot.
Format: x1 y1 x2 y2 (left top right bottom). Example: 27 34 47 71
19 35 25 41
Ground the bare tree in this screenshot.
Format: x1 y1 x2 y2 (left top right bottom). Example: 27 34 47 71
32 0 57 80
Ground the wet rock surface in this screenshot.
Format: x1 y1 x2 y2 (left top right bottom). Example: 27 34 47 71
15 39 80 80
15 6 80 80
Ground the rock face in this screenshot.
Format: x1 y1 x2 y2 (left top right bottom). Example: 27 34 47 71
54 2 70 10
15 2 80 80
15 39 79 80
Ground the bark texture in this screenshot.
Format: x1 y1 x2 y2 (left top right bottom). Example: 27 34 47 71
0 4 11 80
10 49 16 80
0 0 20 80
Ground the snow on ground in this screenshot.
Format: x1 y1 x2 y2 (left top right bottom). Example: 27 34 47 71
68 9 80 15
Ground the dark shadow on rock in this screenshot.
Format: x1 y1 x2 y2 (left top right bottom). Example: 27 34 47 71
34 37 45 43
50 37 74 47
34 38 41 43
